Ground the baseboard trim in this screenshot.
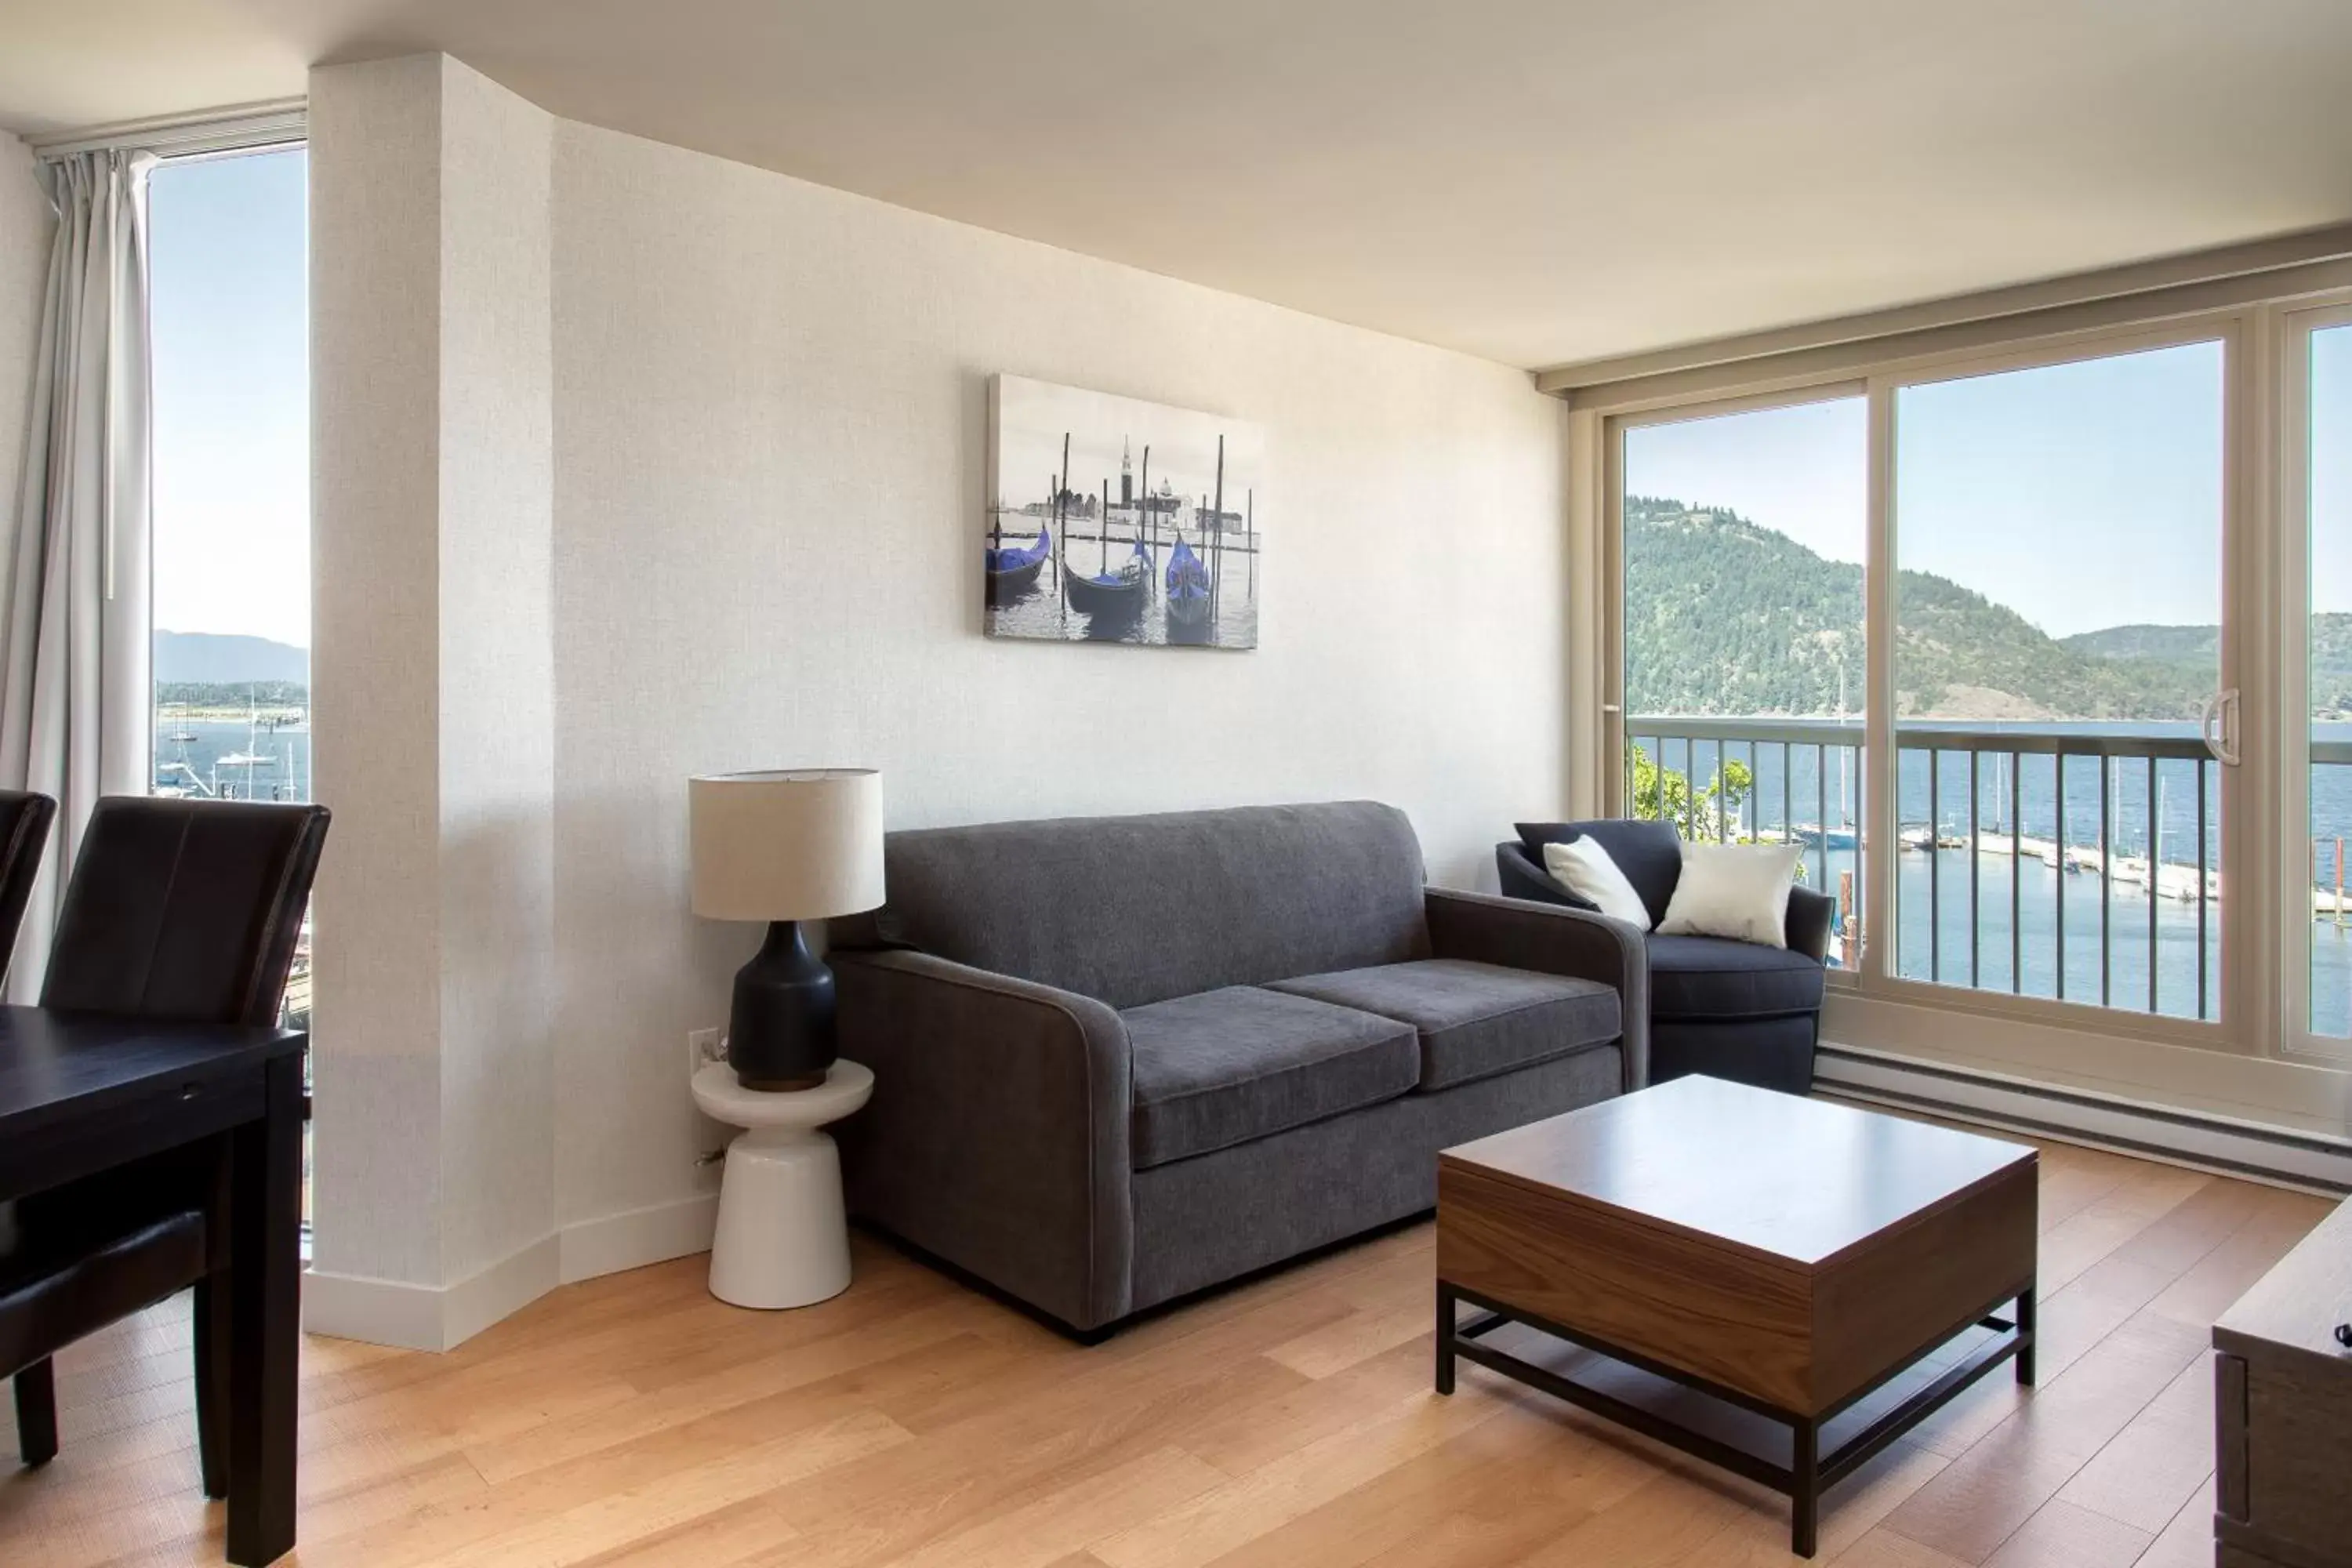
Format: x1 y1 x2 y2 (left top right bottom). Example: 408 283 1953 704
304 1192 717 1351
1814 1043 2352 1194
559 1192 718 1285
302 1267 448 1352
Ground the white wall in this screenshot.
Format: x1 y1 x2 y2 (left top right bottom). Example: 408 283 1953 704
546 120 1570 1238
309 55 1570 1345
0 137 50 588
309 55 562 1347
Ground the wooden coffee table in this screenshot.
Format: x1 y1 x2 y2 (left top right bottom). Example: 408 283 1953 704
1436 1076 2038 1557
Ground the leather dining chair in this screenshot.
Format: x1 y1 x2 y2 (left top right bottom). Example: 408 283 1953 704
0 789 59 982
3 797 328 1486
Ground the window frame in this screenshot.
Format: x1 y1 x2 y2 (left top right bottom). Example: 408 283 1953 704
1599 306 2305 1058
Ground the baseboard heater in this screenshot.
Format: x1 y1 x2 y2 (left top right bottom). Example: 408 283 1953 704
1813 1043 2352 1195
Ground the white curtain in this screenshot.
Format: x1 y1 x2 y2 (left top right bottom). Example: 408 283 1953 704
0 149 154 1000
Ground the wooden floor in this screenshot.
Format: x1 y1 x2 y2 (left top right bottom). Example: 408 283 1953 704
1 1126 2336 1568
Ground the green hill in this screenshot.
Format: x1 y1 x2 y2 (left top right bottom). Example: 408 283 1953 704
1624 498 2214 720
2063 619 2352 717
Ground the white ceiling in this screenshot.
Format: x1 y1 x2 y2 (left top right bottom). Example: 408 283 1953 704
7 0 2352 369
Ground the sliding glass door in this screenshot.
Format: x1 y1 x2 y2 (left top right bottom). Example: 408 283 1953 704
1617 393 1868 967
1889 338 2229 1024
2292 310 2352 1051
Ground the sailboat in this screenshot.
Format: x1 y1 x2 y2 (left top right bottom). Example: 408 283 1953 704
216 691 279 782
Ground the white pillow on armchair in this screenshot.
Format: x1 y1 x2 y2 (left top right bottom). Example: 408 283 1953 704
1657 841 1802 948
1540 837 1653 928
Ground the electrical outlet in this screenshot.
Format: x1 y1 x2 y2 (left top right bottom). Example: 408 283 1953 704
688 1028 724 1076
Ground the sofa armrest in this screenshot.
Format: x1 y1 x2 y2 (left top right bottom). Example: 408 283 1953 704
1425 887 1650 1092
830 949 1134 1330
1786 886 1835 964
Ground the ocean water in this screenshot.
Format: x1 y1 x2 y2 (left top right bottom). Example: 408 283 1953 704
153 717 312 803
1639 720 2352 1036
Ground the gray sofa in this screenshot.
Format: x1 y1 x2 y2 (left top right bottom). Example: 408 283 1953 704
829 800 1646 1334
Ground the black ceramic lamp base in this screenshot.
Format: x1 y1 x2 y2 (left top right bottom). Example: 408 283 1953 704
728 920 837 1091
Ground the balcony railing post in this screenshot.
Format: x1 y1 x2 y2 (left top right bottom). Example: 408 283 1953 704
2100 757 2113 1008
2009 748 2022 996
1624 717 2223 1018
1969 750 1981 992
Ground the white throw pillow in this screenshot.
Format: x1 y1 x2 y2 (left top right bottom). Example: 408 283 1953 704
1541 837 1653 929
1657 841 1802 947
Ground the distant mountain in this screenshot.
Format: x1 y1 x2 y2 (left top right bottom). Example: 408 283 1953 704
153 631 308 687
2063 619 2352 717
1624 498 2213 721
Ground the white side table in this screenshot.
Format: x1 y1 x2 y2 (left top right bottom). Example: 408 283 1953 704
690 1058 874 1309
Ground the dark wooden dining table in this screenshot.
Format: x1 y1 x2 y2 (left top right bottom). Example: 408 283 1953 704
0 1004 305 1566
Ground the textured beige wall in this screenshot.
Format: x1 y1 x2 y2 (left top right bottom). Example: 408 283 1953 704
310 60 1570 1318
436 60 557 1290
310 54 447 1290
546 120 1570 1231
0 137 49 612
310 55 559 1299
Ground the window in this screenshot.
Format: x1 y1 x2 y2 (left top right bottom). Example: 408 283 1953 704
1890 341 2227 1020
1619 394 1867 964
146 143 312 1221
2301 318 2351 1041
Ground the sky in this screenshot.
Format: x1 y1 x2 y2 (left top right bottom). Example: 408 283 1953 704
994 375 1265 528
1624 336 2350 637
147 146 310 652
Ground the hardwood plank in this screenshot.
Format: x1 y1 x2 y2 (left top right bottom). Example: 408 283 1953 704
1879 1308 2208 1562
1980 1497 2151 1567
1831 1532 1978 1568
2127 1475 2216 1568
2053 1353 2213 1534
0 1134 2330 1568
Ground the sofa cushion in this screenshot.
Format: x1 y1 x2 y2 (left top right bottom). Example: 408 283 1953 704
1124 987 1419 1168
1647 934 1826 1020
1266 960 1621 1091
856 802 1430 1009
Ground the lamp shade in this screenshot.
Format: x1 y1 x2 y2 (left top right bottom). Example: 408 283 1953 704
688 769 884 922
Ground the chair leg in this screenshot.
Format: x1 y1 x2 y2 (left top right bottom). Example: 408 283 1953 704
194 1273 232 1498
15 1360 58 1466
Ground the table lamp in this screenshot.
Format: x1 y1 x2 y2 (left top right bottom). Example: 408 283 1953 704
689 768 884 1091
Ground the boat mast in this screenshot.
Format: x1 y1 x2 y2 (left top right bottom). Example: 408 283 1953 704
1057 432 1071 622
1210 434 1225 626
1141 445 1152 597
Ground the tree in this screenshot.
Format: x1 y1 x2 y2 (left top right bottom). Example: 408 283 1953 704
1631 745 1752 840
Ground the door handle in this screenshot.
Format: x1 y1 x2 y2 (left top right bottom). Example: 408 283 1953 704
2200 688 2241 767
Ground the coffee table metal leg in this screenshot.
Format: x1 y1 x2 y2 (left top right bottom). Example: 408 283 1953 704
2016 1282 2037 1386
1791 1416 1820 1558
1434 1283 1457 1396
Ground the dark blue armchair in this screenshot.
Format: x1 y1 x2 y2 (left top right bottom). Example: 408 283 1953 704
1497 818 1831 1094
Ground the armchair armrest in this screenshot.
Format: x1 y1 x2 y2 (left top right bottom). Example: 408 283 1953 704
830 949 1134 1330
1786 886 1835 964
1425 887 1650 1091
1495 840 1592 908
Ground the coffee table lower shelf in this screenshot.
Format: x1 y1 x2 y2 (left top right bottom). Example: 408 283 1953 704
1434 1281 2035 1559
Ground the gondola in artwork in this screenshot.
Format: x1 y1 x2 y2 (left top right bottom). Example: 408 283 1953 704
984 375 1263 648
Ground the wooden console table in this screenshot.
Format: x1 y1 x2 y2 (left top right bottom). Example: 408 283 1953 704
2213 1192 2352 1568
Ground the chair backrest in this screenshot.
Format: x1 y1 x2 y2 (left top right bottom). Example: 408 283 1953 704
1513 818 1684 929
0 789 58 982
42 797 331 1027
848 800 1429 1009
